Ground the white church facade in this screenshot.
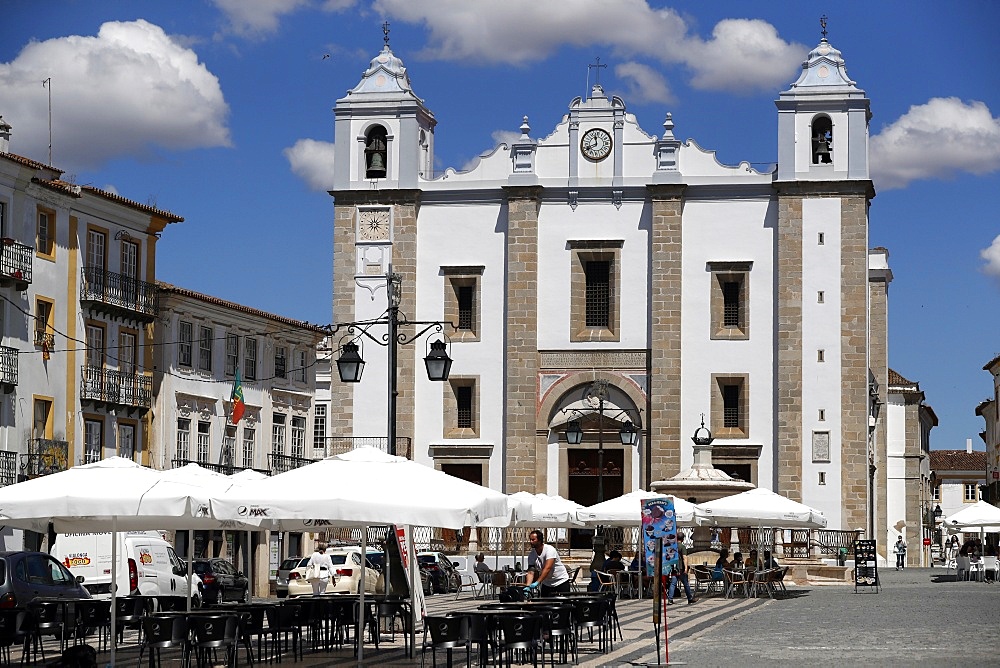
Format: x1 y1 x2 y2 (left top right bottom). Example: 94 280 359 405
328 34 889 535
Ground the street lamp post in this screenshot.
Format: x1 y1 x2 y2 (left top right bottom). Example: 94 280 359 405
867 376 882 540
562 379 640 503
334 268 453 456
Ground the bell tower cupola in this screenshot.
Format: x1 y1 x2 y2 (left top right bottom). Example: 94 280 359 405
333 24 436 191
775 18 871 182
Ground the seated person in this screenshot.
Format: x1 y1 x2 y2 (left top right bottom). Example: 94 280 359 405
604 550 625 573
762 550 780 569
747 549 760 570
474 552 492 579
731 552 745 570
712 548 731 580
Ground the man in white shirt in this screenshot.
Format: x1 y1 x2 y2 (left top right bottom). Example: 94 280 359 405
524 529 570 596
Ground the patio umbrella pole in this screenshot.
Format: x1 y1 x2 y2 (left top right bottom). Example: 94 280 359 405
359 527 367 663
110 515 118 667
187 529 194 612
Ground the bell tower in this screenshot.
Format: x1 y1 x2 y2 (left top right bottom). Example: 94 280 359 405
775 22 871 181
332 27 436 191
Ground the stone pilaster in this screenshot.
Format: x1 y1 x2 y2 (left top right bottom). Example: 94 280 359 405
869 258 890 546
503 186 541 492
903 396 922 567
840 191 871 532
647 185 685 483
775 191 803 501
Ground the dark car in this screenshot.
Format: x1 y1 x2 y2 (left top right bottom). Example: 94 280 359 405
417 552 462 594
367 551 433 595
191 558 249 605
0 551 91 608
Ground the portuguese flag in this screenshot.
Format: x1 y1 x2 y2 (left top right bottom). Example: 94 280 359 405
230 368 245 424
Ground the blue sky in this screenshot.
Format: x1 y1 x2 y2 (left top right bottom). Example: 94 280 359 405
3 1 999 451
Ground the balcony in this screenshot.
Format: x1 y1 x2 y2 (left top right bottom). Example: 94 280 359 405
0 346 16 390
19 438 69 480
268 452 318 475
170 459 271 477
0 238 32 289
80 266 158 322
80 365 152 413
319 436 412 459
0 450 16 487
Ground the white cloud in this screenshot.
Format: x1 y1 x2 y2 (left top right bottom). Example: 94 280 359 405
0 20 230 171
213 0 355 37
615 62 674 105
871 97 1000 191
284 139 336 191
981 235 1000 278
373 0 802 94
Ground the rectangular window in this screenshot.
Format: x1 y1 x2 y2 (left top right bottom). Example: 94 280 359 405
291 417 306 459
443 267 484 342
964 483 978 502
457 386 474 429
458 285 475 330
818 232 825 245
36 207 55 257
118 331 137 374
313 405 327 451
226 333 239 376
818 471 826 485
712 374 749 438
198 326 212 372
178 321 193 367
244 337 257 380
709 262 751 340
84 418 102 464
818 409 826 422
817 291 825 303
817 349 825 363
242 428 255 469
121 240 138 279
584 260 610 328
932 485 941 502
118 423 135 459
86 229 106 294
222 434 236 467
34 298 54 349
274 346 286 379
176 418 191 461
272 414 286 456
197 421 210 464
85 324 105 369
32 398 53 440
296 351 306 382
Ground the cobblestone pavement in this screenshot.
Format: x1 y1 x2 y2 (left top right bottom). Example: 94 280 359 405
15 568 998 666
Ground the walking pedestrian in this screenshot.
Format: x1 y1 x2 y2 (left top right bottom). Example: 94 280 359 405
668 532 696 605
894 536 907 570
307 542 334 594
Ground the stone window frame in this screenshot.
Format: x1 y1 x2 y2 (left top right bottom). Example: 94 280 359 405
442 266 484 343
711 373 749 439
569 240 622 342
443 375 479 439
708 261 751 341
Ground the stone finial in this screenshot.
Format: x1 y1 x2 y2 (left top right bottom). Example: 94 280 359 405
520 116 530 139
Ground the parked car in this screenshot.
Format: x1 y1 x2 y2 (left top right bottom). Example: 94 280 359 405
276 556 304 598
417 552 462 594
367 550 432 595
191 558 249 604
0 551 92 608
286 547 378 597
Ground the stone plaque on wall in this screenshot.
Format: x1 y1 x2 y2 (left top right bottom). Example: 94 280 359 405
812 431 831 463
539 350 647 370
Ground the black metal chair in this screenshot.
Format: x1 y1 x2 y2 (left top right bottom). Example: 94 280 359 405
233 604 268 664
377 598 412 656
0 608 27 666
137 614 191 668
496 613 544 668
74 598 113 654
421 614 471 668
189 613 240 668
572 597 610 655
265 603 303 663
25 599 69 660
541 603 577 666
115 596 148 644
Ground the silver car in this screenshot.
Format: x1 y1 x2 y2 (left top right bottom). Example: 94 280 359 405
275 556 306 598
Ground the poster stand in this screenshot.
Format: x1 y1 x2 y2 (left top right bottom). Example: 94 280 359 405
642 499 684 667
854 539 880 593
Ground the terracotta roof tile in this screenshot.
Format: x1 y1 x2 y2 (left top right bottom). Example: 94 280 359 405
156 282 328 335
0 151 62 173
983 353 1000 371
79 184 183 222
929 450 986 471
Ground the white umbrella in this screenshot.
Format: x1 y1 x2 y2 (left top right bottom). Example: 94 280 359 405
478 492 584 528
210 446 509 529
577 490 704 527
697 487 828 529
941 501 1000 529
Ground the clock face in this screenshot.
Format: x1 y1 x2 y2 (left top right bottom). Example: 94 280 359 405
581 128 612 162
358 209 390 241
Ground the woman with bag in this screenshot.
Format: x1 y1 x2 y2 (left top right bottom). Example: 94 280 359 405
307 542 334 594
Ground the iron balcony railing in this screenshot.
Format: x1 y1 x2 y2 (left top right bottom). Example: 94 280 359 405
0 238 32 286
170 459 271 477
318 436 412 459
268 452 317 475
80 266 158 320
0 450 16 487
20 438 69 480
0 346 16 387
80 365 152 410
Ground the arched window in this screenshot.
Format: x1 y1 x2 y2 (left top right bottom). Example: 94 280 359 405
364 125 388 178
811 116 833 164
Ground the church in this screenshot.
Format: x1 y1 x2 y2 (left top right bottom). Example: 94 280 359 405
327 31 886 536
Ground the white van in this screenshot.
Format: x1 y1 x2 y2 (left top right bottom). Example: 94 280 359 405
53 531 202 606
